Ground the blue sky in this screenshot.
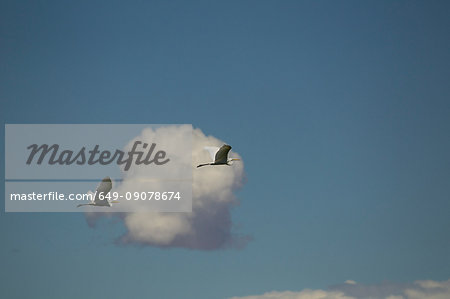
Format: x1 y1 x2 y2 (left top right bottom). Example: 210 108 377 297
1 1 449 298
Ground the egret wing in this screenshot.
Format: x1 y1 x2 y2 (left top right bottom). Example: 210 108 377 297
93 177 112 206
214 145 231 164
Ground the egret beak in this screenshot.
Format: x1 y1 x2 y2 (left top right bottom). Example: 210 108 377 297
232 158 241 161
110 201 120 204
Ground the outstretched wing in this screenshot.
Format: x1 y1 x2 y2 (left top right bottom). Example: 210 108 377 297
93 177 112 206
214 144 231 164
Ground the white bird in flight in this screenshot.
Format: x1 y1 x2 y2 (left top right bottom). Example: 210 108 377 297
77 176 118 208
197 144 241 168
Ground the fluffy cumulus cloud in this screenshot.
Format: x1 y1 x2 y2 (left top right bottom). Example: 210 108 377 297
229 279 450 299
85 126 249 250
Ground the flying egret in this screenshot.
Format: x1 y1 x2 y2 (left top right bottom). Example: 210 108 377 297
197 144 241 168
77 176 119 208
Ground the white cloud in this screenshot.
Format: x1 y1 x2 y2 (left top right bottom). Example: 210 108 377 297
229 289 353 299
85 126 249 250
404 279 450 299
229 279 450 299
122 212 191 245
